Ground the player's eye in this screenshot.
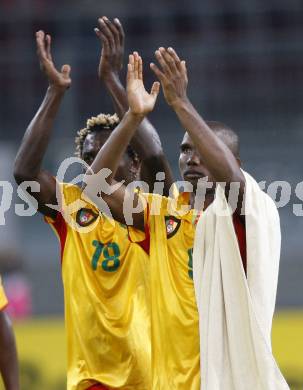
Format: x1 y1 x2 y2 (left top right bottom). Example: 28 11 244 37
181 146 191 154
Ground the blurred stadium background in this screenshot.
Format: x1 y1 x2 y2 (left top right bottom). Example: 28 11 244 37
0 0 303 388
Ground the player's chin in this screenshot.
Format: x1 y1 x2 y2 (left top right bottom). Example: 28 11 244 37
183 175 201 189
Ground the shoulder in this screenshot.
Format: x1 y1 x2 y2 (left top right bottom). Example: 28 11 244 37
58 182 82 203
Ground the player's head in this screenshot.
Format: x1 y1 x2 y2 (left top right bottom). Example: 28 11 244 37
179 121 241 191
75 113 140 184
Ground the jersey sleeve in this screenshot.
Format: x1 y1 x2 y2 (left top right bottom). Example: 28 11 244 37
45 212 68 262
44 182 83 262
44 182 106 261
0 277 8 311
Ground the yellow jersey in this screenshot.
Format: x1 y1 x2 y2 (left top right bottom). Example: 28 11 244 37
0 277 8 311
46 183 151 390
138 192 201 389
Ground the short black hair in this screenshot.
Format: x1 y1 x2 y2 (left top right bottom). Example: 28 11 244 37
75 113 138 161
206 120 240 157
75 113 120 157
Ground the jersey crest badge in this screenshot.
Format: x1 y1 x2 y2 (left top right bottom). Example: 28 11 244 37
76 208 98 227
165 216 181 238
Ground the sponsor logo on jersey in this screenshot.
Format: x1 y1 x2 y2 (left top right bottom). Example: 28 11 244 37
76 208 98 227
165 216 181 238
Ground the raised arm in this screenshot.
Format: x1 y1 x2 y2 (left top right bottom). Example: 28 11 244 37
150 47 245 207
0 311 19 390
13 31 71 218
95 17 174 195
83 53 160 229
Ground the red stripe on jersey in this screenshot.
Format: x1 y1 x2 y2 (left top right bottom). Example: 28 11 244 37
52 212 68 264
87 384 109 390
137 229 150 254
127 203 150 255
233 214 247 275
138 202 150 254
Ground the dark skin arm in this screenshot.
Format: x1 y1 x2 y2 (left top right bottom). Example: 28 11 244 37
83 53 159 230
95 17 174 195
13 31 71 219
0 311 19 390
150 47 245 213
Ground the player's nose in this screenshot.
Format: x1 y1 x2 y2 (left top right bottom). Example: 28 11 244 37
186 151 200 166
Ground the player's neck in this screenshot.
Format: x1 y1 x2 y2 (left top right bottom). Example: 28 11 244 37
189 192 214 211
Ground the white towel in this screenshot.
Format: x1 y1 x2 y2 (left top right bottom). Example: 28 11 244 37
193 171 289 390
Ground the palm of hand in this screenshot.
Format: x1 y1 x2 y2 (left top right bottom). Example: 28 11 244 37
42 60 71 89
128 80 155 114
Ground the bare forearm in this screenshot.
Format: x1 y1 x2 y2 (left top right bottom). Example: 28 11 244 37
0 313 19 390
89 110 144 179
84 50 156 228
14 86 65 181
103 73 128 119
173 98 243 184
83 110 145 228
104 75 174 192
104 74 161 156
97 17 164 161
